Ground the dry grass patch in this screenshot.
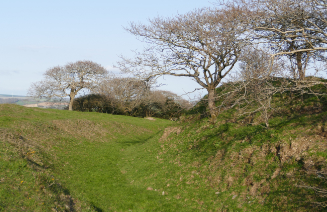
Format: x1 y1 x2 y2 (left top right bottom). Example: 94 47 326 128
159 127 183 142
52 119 108 141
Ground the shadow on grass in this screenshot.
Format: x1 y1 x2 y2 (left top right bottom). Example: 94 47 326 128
117 131 163 147
183 123 269 161
271 112 327 133
90 202 104 212
263 173 326 211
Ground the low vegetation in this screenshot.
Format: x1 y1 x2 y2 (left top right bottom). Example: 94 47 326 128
1 80 327 211
160 114 327 210
72 92 190 120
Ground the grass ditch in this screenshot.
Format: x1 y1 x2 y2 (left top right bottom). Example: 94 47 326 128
0 104 172 211
1 103 327 211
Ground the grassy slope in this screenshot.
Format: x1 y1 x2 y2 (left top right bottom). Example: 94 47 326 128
155 96 327 211
0 104 175 211
1 101 327 211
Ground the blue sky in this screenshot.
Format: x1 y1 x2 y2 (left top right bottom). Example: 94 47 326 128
0 0 213 98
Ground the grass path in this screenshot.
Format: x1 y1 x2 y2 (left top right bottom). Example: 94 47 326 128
55 133 174 211
0 105 178 211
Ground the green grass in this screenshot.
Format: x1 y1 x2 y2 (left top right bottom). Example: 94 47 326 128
157 108 327 211
15 100 37 105
1 103 326 211
0 104 175 211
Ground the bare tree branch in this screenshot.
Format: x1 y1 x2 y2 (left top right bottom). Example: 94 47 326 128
28 61 108 111
117 7 252 123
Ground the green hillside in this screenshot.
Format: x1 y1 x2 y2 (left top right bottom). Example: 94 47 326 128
0 103 326 211
0 104 173 211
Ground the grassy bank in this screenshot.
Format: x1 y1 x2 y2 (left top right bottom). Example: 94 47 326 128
0 104 173 211
1 104 326 211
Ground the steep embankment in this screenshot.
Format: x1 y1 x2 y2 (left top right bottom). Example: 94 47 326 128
153 110 327 211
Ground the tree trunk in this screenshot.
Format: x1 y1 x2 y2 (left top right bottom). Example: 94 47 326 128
69 90 77 111
207 88 217 124
296 52 305 80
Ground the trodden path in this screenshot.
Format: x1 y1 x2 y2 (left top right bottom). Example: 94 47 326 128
54 129 183 211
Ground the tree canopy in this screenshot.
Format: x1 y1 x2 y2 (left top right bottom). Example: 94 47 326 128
28 60 108 111
118 7 251 122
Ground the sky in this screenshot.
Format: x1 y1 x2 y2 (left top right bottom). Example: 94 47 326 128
0 0 215 99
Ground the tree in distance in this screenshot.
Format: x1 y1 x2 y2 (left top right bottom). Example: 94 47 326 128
92 77 192 118
117 7 251 123
28 60 108 111
94 77 150 114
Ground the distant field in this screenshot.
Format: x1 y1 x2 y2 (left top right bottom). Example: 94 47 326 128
0 94 27 98
15 100 38 106
0 94 68 109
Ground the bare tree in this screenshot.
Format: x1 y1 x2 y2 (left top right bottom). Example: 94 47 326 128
28 61 108 111
235 47 285 127
223 44 327 129
95 77 149 114
230 0 327 80
140 90 192 118
94 76 190 118
117 7 251 123
158 90 193 110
